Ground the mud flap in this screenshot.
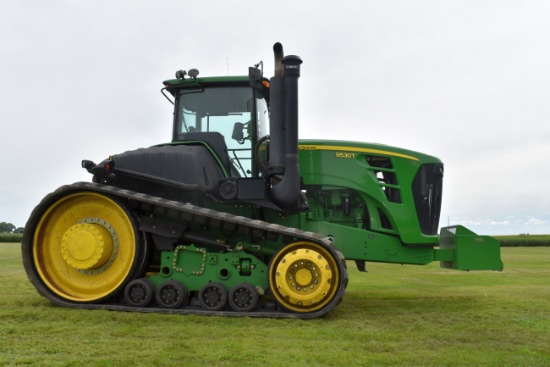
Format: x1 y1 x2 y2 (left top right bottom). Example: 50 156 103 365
438 225 503 271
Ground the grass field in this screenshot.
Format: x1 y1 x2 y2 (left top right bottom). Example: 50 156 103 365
1 243 548 366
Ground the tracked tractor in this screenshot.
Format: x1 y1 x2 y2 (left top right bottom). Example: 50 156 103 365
22 43 503 318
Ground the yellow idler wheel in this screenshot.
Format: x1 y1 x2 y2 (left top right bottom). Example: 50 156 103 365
32 192 137 302
269 241 340 313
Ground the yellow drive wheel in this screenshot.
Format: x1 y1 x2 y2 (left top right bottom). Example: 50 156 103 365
269 241 341 313
31 192 138 302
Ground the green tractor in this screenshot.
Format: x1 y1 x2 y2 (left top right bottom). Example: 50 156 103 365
22 43 502 318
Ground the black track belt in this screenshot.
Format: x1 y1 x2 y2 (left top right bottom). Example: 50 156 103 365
23 182 348 319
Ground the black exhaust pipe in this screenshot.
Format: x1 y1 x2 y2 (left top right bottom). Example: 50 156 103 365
268 43 285 174
273 42 284 77
269 42 304 212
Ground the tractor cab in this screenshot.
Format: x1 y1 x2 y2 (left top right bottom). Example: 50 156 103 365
159 50 303 212
165 73 270 179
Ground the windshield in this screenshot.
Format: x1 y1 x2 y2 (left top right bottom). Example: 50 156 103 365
175 86 269 177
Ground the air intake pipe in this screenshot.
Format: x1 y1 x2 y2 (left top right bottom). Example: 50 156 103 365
268 43 304 212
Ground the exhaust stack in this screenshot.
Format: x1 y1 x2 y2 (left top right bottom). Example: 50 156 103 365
268 43 304 212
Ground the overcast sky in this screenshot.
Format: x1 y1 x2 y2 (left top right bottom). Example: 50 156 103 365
1 1 549 235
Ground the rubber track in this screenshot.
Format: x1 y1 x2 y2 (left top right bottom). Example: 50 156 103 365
23 182 348 319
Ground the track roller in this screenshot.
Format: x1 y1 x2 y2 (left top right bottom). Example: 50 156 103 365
228 283 259 312
199 282 227 311
156 281 188 309
124 279 155 307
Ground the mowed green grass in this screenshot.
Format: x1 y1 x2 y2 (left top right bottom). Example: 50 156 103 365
1 244 548 367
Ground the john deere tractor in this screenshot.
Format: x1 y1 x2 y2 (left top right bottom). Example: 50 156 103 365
22 43 502 318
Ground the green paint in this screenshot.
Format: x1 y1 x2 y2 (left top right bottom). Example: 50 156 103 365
149 245 269 293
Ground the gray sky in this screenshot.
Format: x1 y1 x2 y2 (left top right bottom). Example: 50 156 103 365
1 0 549 235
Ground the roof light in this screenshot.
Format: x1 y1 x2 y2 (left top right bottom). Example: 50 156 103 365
175 70 186 79
188 69 199 79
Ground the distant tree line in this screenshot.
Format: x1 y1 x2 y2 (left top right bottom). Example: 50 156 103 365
0 222 24 233
494 234 550 247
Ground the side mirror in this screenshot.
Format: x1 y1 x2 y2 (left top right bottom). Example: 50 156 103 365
249 67 264 90
232 122 245 143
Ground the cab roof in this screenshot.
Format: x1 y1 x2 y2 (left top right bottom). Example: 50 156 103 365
163 75 249 88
